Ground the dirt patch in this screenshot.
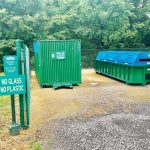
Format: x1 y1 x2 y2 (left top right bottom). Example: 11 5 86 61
120 87 150 102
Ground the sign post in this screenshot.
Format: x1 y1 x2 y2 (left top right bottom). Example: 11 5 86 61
0 39 30 136
9 95 21 136
24 45 30 126
16 40 25 129
11 95 16 124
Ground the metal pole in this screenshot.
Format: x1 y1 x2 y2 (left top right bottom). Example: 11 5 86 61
16 39 25 127
23 45 30 127
10 95 16 124
9 95 20 136
21 49 26 128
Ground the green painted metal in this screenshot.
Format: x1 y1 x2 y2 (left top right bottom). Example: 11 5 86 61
9 95 21 136
0 75 26 95
11 95 16 124
95 60 150 85
16 39 25 128
16 39 30 129
24 45 30 127
0 39 30 135
34 40 82 88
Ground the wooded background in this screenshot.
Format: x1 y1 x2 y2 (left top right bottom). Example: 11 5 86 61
0 0 150 70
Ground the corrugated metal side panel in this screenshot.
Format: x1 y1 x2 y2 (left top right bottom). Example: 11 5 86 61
38 40 81 85
95 60 148 85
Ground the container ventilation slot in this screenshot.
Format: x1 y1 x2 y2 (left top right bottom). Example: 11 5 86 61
145 74 150 81
140 59 150 62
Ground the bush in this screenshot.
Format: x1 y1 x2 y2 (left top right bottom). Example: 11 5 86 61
0 39 16 71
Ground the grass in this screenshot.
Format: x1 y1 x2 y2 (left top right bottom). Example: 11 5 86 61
0 96 19 113
0 95 19 135
0 72 4 75
28 141 43 150
0 73 17 119
0 96 10 107
0 96 11 132
0 96 11 115
32 143 43 150
0 73 11 117
0 122 2 135
0 73 17 130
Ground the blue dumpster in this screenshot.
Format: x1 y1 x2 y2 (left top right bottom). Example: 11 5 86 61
95 51 150 85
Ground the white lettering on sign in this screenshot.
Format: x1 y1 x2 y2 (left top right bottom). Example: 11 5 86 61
6 56 15 61
2 79 7 85
1 78 22 85
52 54 55 58
0 75 26 96
0 87 6 92
0 85 24 93
56 52 65 59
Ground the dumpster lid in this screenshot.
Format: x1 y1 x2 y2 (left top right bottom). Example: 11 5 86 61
96 51 150 66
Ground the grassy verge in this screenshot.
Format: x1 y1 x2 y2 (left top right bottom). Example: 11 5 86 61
0 96 11 134
0 72 4 75
0 73 11 133
0 95 19 135
0 96 11 115
26 141 43 150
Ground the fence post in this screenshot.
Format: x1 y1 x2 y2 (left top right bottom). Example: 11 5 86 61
16 39 25 128
23 45 30 127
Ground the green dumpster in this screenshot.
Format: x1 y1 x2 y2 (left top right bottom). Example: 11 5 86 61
95 51 150 85
34 40 82 88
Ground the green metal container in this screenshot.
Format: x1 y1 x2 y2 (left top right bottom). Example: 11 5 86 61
95 51 150 85
34 40 82 88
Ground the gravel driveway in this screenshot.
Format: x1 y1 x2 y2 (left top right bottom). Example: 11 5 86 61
32 70 150 150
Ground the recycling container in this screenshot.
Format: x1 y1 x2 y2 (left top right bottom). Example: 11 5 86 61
95 51 150 85
34 40 82 88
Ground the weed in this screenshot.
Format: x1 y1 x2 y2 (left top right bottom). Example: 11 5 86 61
28 141 43 150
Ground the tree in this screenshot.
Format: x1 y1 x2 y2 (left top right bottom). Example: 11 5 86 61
0 0 150 70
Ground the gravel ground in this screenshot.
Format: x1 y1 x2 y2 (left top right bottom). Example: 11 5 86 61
34 83 150 150
40 113 150 150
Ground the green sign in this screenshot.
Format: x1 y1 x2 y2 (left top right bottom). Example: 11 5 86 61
0 75 26 96
3 56 18 75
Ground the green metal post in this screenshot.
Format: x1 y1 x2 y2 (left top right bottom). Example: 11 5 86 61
9 93 20 136
16 40 25 128
24 45 30 127
10 95 16 124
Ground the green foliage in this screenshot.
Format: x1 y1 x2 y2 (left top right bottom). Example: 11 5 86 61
0 39 15 71
0 0 150 70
